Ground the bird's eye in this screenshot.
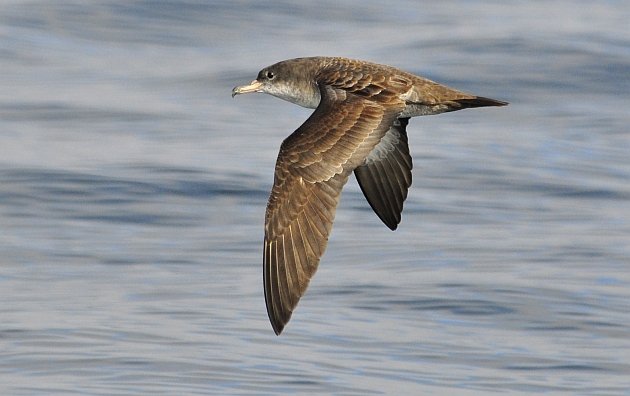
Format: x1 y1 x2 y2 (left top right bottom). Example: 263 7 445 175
266 71 275 80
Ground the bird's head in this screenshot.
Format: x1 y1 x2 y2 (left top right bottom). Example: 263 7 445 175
232 58 321 109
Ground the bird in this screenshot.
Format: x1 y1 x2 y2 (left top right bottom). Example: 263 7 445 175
232 56 507 335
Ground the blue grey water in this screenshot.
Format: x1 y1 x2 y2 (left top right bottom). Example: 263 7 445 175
1 1 629 395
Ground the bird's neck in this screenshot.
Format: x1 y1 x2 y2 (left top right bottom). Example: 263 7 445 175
275 81 321 109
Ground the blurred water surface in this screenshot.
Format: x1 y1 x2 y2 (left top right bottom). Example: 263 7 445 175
1 1 629 395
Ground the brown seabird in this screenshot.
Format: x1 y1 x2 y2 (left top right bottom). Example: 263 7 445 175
232 56 507 335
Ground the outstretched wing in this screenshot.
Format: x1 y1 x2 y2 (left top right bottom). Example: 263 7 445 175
264 84 405 334
354 117 412 230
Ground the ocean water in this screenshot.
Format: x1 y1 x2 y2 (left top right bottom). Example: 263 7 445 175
1 1 629 395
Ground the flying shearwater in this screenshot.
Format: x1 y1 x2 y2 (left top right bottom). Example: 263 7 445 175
232 56 507 335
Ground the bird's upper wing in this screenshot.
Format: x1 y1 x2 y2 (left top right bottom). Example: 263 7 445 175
264 83 405 334
354 117 412 230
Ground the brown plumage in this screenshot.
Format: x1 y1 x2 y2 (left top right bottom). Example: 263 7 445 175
232 57 507 334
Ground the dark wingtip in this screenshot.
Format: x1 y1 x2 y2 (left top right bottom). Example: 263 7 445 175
268 308 287 335
272 322 284 335
456 96 508 108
